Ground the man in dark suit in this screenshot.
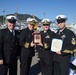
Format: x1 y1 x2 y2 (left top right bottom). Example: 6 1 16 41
36 18 56 75
0 15 18 75
53 15 76 75
20 18 37 75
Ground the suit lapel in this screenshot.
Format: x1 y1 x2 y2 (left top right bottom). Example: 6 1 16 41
6 28 13 40
7 28 16 45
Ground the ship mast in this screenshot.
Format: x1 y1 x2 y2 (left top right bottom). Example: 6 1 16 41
2 8 5 24
14 4 18 17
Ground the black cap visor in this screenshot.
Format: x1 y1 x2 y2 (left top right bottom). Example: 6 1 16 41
57 19 65 24
8 19 16 24
43 24 50 26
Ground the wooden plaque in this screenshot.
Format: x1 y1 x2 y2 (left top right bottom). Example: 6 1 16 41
33 33 42 44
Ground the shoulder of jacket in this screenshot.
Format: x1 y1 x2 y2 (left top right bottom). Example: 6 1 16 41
66 28 74 34
1 28 7 32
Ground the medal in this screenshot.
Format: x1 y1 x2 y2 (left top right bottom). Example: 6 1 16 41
71 38 76 45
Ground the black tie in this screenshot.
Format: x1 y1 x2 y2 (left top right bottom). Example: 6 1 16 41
11 31 13 36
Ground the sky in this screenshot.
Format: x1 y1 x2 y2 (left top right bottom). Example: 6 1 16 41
0 0 76 24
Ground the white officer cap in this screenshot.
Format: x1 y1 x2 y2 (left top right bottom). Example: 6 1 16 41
41 18 51 25
56 15 68 22
6 15 17 23
26 17 37 25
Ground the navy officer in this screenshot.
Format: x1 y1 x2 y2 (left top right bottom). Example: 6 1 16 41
53 15 76 75
20 17 37 75
0 15 18 75
36 18 56 75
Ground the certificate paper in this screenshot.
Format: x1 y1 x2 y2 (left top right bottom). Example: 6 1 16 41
71 59 76 66
51 38 63 52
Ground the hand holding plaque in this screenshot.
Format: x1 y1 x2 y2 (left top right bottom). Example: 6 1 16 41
33 32 42 44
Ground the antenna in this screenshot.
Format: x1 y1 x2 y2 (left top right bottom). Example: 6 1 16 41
43 12 45 18
16 4 18 13
14 4 18 20
2 8 5 24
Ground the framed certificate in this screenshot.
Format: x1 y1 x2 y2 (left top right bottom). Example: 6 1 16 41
51 38 63 52
71 59 76 66
33 33 42 44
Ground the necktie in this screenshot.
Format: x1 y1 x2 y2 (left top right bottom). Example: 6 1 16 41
11 31 13 36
